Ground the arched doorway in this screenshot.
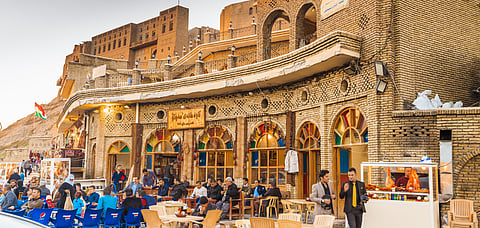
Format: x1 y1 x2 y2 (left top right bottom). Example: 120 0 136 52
261 10 290 60
295 3 317 48
107 141 131 184
332 107 368 217
296 121 321 198
197 126 234 182
249 121 286 187
144 129 181 178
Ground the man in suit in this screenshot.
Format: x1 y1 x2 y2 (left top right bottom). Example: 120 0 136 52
339 167 367 228
311 170 336 216
251 180 266 197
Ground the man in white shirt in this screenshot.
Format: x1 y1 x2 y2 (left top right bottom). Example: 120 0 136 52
191 181 208 198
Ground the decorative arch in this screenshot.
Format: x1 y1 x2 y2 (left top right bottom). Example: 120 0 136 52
108 140 130 153
296 121 322 197
107 140 131 184
294 2 319 49
143 129 181 176
259 8 291 61
197 125 234 182
454 148 480 177
249 121 286 186
333 107 368 146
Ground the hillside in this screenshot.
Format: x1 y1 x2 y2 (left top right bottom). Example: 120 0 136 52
0 97 65 150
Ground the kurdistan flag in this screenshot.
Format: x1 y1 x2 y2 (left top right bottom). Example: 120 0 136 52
34 102 46 120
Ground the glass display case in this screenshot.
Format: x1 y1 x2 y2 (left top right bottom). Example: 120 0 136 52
0 162 21 185
361 162 439 228
41 158 71 192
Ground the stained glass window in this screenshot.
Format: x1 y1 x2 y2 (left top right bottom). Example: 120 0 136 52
144 129 181 177
197 126 234 182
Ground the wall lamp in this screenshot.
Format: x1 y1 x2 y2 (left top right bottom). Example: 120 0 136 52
374 60 389 93
231 44 236 56
167 55 171 64
198 51 202 60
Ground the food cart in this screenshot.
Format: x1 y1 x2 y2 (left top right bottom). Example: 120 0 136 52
0 162 21 185
361 162 439 228
40 158 71 192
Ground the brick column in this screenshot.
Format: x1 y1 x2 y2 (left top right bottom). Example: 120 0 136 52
227 55 237 69
132 69 141 85
285 111 296 186
195 60 204 76
182 129 195 182
236 117 247 179
164 64 173 81
131 123 143 179
204 32 211 44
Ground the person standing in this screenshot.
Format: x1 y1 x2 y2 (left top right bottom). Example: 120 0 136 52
142 169 157 187
112 165 126 192
58 174 76 209
339 168 367 228
164 159 175 186
395 167 411 188
24 160 32 176
311 170 336 216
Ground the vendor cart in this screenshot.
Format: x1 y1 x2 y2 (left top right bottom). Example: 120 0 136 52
0 162 21 185
361 162 439 228
40 158 71 192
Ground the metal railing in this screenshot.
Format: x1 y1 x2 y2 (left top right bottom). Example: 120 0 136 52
237 51 257 67
204 59 228 73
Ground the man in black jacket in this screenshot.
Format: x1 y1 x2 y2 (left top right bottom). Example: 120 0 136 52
207 180 223 202
215 177 239 220
164 159 175 185
339 168 367 228
169 178 188 201
121 188 143 219
255 181 282 216
251 180 266 197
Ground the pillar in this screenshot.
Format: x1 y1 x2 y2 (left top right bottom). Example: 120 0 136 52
227 55 237 69
204 32 211 44
195 60 204 76
164 64 173 81
182 129 195 183
132 69 141 85
131 123 143 179
285 111 296 186
236 117 247 179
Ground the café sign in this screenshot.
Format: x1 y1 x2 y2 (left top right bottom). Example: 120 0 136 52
168 107 205 130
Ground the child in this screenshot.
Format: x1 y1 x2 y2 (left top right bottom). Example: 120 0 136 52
73 192 85 216
45 195 54 208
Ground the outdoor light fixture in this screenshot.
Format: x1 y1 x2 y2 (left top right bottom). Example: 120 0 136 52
229 21 233 29
135 60 139 68
183 45 186 52
231 44 236 56
198 51 202 60
344 65 356 75
375 79 388 93
374 60 386 76
167 55 171 64
252 16 256 24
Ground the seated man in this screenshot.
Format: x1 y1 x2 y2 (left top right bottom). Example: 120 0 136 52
155 178 169 198
138 190 156 208
121 188 143 218
215 177 239 220
241 178 252 197
169 178 188 201
255 181 281 216
14 180 26 199
207 180 223 202
21 187 43 213
86 185 100 207
97 187 118 216
191 181 208 198
1 184 17 210
192 196 216 228
252 180 266 198
123 177 142 196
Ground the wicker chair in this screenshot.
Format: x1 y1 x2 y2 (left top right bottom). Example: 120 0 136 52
278 219 302 228
313 215 335 228
235 219 251 228
141 209 169 228
448 199 478 228
192 210 222 228
249 217 275 228
278 213 302 221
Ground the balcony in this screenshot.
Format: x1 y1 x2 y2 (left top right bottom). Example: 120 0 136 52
58 31 361 131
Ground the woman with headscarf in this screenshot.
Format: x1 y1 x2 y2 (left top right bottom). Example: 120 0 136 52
58 174 76 209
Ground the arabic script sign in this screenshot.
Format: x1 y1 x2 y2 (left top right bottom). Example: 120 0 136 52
168 107 205 130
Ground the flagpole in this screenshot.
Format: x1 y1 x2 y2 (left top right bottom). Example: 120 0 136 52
33 103 36 136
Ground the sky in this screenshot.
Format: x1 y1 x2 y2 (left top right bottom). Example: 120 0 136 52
0 0 245 129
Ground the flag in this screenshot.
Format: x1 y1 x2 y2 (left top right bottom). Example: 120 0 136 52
34 102 47 120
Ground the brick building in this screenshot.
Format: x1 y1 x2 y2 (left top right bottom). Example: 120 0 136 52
56 0 480 219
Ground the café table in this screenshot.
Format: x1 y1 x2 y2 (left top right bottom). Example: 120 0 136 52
157 201 186 215
158 214 203 228
285 199 316 223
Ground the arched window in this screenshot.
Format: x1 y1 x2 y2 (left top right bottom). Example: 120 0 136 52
249 121 285 186
144 129 181 177
108 141 130 153
297 122 321 197
197 126 233 182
